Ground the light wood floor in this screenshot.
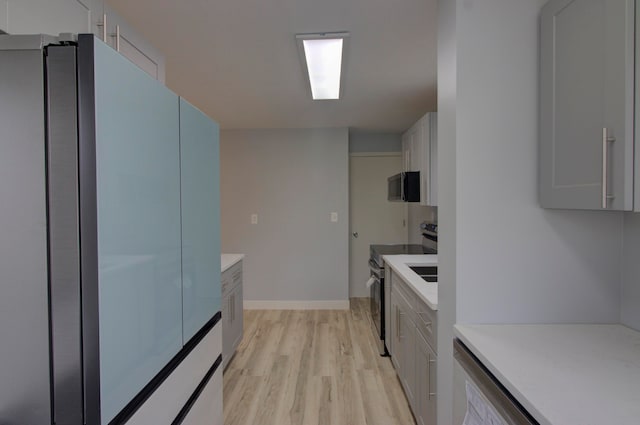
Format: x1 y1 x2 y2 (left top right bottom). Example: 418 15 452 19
223 298 416 425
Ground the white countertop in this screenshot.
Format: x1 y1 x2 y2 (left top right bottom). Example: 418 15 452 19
383 254 438 310
221 253 244 273
454 324 640 425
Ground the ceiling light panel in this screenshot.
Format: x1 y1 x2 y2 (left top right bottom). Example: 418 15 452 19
297 32 349 100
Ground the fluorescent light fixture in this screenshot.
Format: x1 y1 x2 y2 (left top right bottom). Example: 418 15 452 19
296 32 349 100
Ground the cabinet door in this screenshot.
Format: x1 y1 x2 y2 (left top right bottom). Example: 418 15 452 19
540 0 634 210
231 282 244 352
384 267 392 353
105 4 165 82
402 133 412 172
3 0 102 35
410 125 423 173
179 98 221 343
428 113 438 206
419 113 438 207
400 310 416 410
222 292 233 369
416 333 436 425
390 291 401 370
91 37 182 424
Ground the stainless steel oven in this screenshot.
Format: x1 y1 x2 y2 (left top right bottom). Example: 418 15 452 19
368 257 386 355
368 233 437 356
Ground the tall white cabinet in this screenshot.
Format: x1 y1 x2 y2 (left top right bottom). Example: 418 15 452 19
401 112 438 206
0 0 165 82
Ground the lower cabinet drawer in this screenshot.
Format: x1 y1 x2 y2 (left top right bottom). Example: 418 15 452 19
176 363 223 425
123 322 222 425
415 296 437 351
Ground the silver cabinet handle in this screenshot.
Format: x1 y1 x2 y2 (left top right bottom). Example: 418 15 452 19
396 306 400 337
97 14 107 42
602 128 615 208
398 311 405 339
110 25 121 52
428 356 436 399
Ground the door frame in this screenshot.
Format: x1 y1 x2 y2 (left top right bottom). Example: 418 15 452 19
348 152 407 299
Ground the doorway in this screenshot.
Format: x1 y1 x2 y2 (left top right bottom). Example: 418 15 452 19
349 153 407 298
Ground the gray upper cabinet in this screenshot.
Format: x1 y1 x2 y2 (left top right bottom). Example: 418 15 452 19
539 0 635 210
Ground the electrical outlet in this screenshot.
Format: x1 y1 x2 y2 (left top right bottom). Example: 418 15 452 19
251 214 258 224
331 212 338 222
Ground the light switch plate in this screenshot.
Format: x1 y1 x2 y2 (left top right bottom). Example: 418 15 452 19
330 212 338 222
251 214 258 224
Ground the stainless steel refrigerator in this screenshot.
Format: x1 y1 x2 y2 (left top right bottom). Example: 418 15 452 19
0 34 221 425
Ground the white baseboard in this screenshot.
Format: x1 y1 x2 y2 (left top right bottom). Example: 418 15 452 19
243 300 350 310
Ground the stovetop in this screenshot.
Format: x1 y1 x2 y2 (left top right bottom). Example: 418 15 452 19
370 244 430 257
370 244 436 268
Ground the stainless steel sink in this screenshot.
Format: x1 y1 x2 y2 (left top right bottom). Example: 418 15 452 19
409 266 437 283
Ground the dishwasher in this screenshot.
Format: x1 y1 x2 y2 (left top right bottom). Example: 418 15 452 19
453 339 539 425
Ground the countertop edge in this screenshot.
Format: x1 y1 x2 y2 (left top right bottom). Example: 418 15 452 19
221 253 245 273
453 325 553 425
453 324 640 425
383 255 438 310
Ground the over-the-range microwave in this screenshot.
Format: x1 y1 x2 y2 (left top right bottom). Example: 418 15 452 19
387 171 420 202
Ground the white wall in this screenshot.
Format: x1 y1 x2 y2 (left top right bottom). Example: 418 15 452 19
622 214 640 331
454 0 622 325
437 0 624 423
349 131 402 153
436 0 457 424
220 128 349 305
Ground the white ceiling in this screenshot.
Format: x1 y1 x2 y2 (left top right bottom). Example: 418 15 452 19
107 0 437 132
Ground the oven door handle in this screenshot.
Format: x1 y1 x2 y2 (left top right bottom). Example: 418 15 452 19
368 259 381 270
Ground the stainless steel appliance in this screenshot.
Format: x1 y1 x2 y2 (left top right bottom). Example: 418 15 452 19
369 234 437 356
388 171 421 202
453 339 538 425
0 34 222 425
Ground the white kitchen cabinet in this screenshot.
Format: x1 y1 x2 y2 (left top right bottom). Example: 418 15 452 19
400 301 416 410
222 259 243 369
539 0 635 210
401 112 438 206
402 132 412 172
416 331 436 425
390 290 401 370
384 266 392 354
390 270 437 425
104 4 165 82
0 1 165 83
391 273 417 412
0 0 103 36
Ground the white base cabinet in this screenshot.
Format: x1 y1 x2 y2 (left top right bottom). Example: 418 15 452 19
389 270 437 425
222 259 243 369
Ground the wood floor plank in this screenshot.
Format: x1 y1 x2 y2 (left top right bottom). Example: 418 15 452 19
223 299 416 425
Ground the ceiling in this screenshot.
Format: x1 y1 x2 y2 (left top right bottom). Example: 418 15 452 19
107 0 437 132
